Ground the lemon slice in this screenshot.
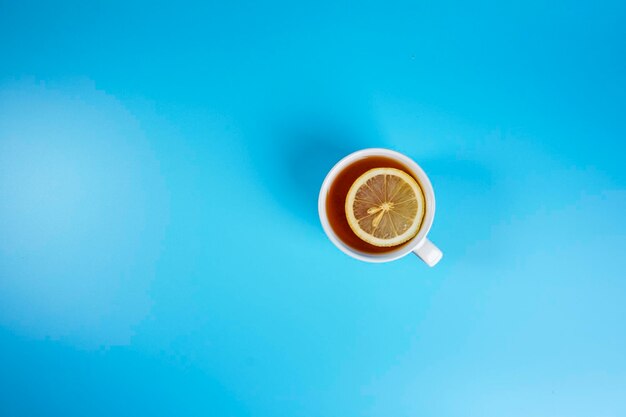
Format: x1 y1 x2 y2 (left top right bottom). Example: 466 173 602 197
345 167 425 247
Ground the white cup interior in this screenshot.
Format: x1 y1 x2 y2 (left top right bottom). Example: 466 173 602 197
318 148 436 263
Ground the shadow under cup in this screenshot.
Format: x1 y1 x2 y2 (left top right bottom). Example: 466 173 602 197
318 148 437 263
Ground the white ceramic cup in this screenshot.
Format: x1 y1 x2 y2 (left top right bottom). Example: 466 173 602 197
318 148 443 266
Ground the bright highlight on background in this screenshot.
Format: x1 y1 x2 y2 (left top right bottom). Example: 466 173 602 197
0 80 168 347
1 1 625 416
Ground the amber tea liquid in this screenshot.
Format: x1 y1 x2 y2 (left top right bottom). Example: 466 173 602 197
325 155 422 254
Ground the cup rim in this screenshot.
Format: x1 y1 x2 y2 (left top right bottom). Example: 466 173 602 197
318 148 436 263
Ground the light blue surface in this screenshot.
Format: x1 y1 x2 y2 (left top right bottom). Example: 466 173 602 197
1 1 625 416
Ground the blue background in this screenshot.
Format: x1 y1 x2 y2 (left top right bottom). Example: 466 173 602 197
1 1 625 416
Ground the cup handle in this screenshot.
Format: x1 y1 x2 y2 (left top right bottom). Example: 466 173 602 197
413 239 443 267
